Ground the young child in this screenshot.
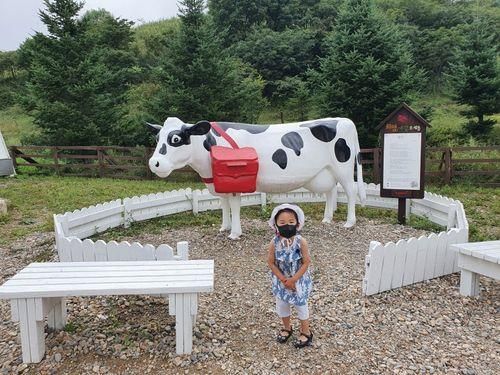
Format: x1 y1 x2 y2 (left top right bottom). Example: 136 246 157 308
267 203 313 348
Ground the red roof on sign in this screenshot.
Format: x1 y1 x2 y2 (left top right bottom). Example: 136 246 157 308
376 103 431 130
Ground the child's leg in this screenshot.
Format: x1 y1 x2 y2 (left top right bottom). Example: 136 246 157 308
276 297 292 330
296 303 311 341
299 319 310 336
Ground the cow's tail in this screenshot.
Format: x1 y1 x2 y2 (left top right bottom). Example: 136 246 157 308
353 127 367 206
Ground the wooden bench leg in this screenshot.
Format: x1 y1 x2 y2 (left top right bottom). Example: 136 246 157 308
16 298 46 363
191 293 198 325
460 269 480 296
173 293 197 355
47 298 67 330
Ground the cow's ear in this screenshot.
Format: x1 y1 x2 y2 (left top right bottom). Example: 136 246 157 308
187 121 211 136
146 122 162 135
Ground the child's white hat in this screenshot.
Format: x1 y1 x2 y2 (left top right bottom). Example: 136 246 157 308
268 203 305 231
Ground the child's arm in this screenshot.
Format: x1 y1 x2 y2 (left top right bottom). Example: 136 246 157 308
267 240 287 283
290 237 311 282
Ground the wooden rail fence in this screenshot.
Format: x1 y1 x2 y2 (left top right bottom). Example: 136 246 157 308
9 145 500 185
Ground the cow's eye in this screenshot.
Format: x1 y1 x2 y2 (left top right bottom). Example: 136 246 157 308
172 135 182 144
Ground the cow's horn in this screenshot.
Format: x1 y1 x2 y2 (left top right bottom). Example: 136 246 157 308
146 122 162 135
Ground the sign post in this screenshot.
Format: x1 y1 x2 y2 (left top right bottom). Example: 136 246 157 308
377 103 430 224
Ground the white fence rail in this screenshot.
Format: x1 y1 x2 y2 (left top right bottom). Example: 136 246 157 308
53 183 468 296
57 237 188 262
363 228 467 295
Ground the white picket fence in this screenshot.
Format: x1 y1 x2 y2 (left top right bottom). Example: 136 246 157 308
53 183 468 295
362 192 469 295
56 237 189 262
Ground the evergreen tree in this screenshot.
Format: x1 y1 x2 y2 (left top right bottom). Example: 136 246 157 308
234 27 318 99
449 21 499 138
19 0 136 146
0 51 22 109
208 0 268 47
152 0 265 125
316 0 422 146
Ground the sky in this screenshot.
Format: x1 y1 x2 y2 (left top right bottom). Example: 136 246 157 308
0 0 180 51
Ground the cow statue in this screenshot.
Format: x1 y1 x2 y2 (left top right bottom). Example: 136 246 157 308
148 117 366 239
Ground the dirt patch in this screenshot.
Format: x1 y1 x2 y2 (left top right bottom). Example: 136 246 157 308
0 217 498 374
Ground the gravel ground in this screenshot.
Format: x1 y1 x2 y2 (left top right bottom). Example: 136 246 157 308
0 217 498 375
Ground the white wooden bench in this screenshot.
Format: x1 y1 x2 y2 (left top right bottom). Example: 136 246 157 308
451 240 500 296
0 260 214 363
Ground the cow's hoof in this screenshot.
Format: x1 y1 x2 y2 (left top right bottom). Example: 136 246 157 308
219 226 231 232
343 221 355 228
322 218 332 224
228 233 241 240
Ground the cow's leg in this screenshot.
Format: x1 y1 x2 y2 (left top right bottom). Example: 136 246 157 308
322 185 337 223
228 194 242 240
219 196 231 232
341 180 356 228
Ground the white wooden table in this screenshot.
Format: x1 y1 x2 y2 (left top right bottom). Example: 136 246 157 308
0 260 214 363
451 241 500 296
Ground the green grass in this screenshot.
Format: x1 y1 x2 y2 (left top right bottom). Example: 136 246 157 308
0 105 37 145
0 175 203 246
412 94 500 146
0 175 497 247
425 184 500 242
413 94 467 131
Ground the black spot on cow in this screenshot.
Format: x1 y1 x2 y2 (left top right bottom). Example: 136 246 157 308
212 122 269 136
159 143 167 155
335 138 351 162
357 152 362 165
300 120 338 142
281 132 303 156
203 132 217 152
272 149 287 170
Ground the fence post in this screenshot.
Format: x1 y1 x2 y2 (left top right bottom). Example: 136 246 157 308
449 149 453 182
97 148 104 178
373 148 381 184
444 148 452 184
9 146 18 170
53 147 60 176
192 190 199 215
447 203 457 230
145 147 152 180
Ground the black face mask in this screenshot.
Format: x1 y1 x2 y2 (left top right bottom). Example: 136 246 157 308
277 224 297 238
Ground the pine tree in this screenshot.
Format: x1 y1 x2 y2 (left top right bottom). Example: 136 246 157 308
208 0 268 46
449 21 500 138
316 0 422 146
152 0 265 124
20 0 136 145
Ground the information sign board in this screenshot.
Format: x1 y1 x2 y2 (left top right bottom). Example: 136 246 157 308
378 103 429 200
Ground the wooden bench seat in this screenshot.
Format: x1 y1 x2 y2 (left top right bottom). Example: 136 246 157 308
451 240 500 296
0 260 214 363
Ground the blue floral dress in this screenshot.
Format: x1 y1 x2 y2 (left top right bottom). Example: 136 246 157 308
271 234 312 306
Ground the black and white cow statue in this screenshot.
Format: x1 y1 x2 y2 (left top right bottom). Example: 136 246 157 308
148 117 366 239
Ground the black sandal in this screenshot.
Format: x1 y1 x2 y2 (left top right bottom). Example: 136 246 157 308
294 331 313 348
276 328 293 343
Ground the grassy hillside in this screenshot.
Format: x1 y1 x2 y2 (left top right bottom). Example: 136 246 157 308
0 105 37 146
412 95 500 146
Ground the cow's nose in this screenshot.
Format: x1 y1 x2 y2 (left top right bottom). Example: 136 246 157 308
155 161 160 168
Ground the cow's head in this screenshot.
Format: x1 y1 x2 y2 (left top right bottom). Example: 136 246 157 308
148 117 211 177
